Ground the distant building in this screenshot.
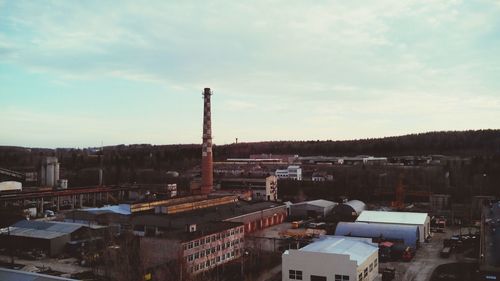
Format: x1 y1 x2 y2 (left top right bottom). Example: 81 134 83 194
275 166 302 181
290 200 337 219
356 210 430 243
219 176 278 201
282 236 379 281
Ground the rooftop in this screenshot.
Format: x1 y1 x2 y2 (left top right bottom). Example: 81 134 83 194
0 268 77 281
130 200 285 229
298 236 378 266
2 220 103 240
159 221 243 242
294 199 337 208
356 210 428 225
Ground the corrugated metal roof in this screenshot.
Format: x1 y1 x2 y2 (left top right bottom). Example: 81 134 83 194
334 222 419 247
344 200 366 214
7 220 89 240
299 236 378 266
356 210 428 225
0 268 77 281
293 199 337 208
13 220 84 233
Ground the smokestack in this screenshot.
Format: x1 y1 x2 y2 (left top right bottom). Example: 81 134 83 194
201 88 214 194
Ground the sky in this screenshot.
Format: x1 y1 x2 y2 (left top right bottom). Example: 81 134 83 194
1 0 499 148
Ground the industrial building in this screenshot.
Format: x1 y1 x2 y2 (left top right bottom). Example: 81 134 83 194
282 236 379 281
332 200 366 221
289 199 337 219
275 166 303 180
140 221 244 278
0 220 105 256
334 222 420 248
356 210 430 243
219 176 278 201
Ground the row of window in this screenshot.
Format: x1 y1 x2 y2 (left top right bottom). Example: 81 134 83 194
183 227 244 250
289 271 348 281
358 258 378 281
186 238 243 262
189 250 238 273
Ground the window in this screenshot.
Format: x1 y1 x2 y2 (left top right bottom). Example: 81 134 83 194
217 245 221 251
188 255 194 262
182 244 187 250
200 251 205 257
358 273 362 281
216 256 220 262
369 263 373 272
206 249 210 256
188 242 193 249
364 268 368 277
194 252 199 259
194 240 200 247
211 247 215 253
374 258 378 267
310 276 326 281
335 275 349 281
205 237 210 244
205 261 210 267
289 270 303 280
211 235 215 242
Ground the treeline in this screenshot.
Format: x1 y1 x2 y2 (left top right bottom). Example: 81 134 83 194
217 129 500 158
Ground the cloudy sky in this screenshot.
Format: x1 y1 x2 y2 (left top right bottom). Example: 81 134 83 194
1 1 499 148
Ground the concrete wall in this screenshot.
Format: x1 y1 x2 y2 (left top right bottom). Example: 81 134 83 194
282 250 378 281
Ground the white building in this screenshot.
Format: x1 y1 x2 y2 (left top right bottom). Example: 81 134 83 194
275 166 302 181
356 210 430 243
282 236 379 281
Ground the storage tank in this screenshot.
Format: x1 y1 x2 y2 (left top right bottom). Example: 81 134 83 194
0 181 22 192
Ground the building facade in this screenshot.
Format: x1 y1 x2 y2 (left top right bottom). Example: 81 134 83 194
276 166 302 181
282 236 379 281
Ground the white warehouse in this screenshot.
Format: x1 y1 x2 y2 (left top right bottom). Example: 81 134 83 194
282 236 379 281
275 166 302 181
356 210 431 243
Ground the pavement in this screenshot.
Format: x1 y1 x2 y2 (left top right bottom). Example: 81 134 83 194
0 255 88 275
382 227 471 281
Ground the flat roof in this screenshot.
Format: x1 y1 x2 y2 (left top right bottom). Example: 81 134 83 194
85 204 131 215
356 210 428 225
0 268 77 281
298 236 378 266
159 221 243 242
130 201 285 230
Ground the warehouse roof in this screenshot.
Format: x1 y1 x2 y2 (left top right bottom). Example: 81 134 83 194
5 220 98 240
299 236 378 266
0 268 78 281
356 210 428 225
334 222 419 247
293 199 337 208
85 204 132 215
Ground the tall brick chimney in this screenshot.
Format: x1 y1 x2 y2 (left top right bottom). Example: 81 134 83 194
201 88 213 194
